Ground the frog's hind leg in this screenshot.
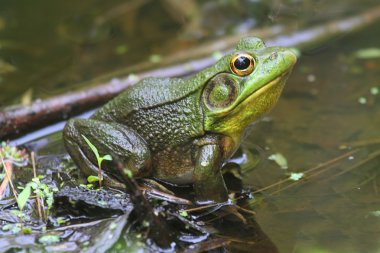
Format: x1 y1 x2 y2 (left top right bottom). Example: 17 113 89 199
63 118 151 187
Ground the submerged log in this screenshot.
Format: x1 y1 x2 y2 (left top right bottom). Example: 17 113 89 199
1 5 380 140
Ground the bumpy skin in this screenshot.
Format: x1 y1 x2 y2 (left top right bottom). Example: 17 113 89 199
63 37 297 204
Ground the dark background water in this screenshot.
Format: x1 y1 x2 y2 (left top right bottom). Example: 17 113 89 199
1 1 380 252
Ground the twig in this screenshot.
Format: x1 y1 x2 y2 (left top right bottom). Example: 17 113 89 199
328 149 380 179
0 160 13 199
339 138 380 149
182 238 230 253
0 153 18 200
267 148 380 196
53 217 114 231
182 203 220 213
269 150 360 195
2 4 380 140
252 149 358 194
31 152 43 220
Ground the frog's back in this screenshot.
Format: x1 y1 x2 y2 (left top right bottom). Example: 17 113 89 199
92 77 200 121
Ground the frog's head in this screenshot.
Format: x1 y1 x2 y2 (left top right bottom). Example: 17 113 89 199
202 37 297 141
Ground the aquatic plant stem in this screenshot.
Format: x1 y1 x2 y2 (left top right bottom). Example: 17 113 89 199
31 152 43 220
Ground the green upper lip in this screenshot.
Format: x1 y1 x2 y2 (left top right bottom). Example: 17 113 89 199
233 69 291 109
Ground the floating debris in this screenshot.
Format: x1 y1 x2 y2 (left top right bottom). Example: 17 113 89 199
268 153 288 169
307 74 316 82
358 97 367 104
354 48 380 59
288 172 304 181
370 86 379 95
369 210 380 217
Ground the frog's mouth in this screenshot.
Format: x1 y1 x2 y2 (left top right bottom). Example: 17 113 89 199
237 70 291 109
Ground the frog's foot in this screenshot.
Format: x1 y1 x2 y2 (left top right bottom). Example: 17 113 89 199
63 118 151 188
139 179 192 205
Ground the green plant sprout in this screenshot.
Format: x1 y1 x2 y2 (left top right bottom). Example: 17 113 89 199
17 176 58 220
81 134 113 187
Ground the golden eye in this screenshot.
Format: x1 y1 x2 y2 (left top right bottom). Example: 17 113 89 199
230 53 255 76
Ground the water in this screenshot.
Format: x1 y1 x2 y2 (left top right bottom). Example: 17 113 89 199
1 1 380 252
248 21 380 253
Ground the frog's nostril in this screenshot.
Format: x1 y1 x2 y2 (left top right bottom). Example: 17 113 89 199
270 52 278 60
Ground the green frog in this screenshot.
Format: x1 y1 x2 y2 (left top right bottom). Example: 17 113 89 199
63 37 296 204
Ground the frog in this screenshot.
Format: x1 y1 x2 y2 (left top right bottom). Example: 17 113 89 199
63 37 296 204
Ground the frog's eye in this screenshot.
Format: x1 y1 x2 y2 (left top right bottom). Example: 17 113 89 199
230 52 255 76
203 74 239 110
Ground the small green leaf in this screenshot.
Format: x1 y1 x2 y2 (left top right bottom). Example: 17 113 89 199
46 195 54 209
2 224 12 231
17 185 31 210
38 234 60 245
57 218 66 224
102 154 112 161
179 210 188 217
28 181 38 189
87 175 100 183
82 135 100 161
123 168 133 178
22 227 32 234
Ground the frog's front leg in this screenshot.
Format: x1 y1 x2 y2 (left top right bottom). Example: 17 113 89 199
193 144 229 205
63 118 151 188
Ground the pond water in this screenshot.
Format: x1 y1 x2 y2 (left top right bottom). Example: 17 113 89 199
1 0 380 252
